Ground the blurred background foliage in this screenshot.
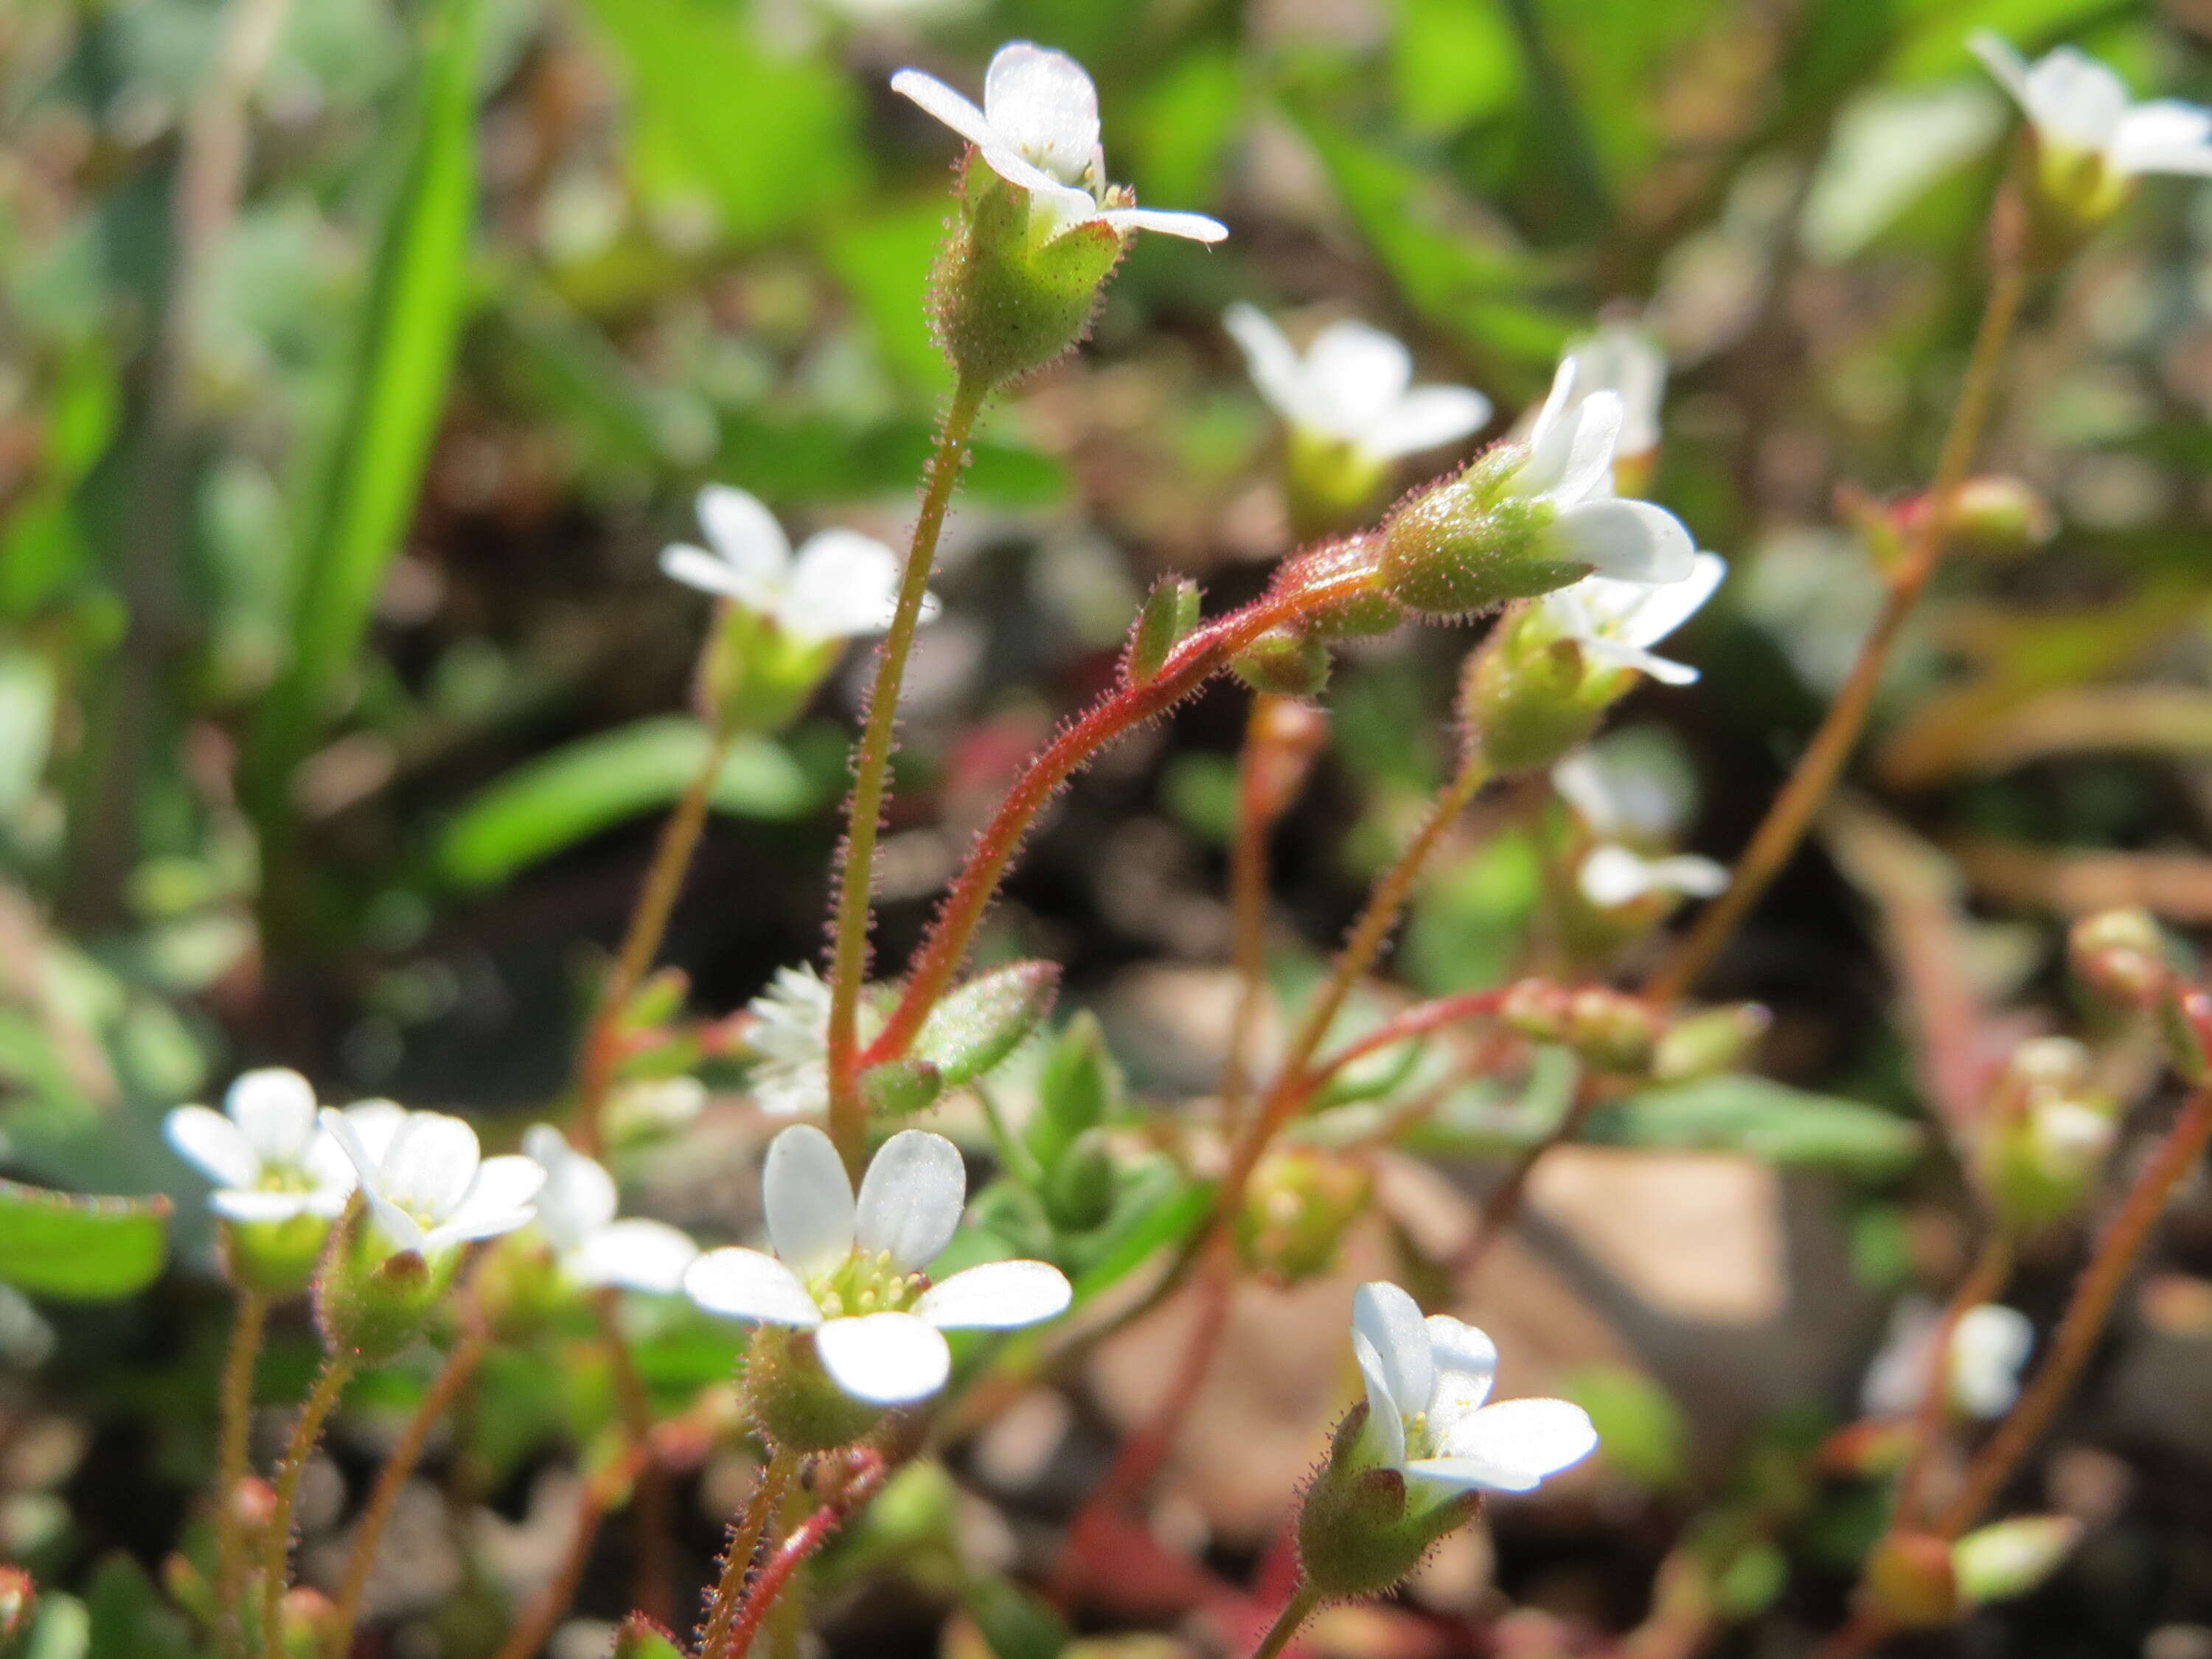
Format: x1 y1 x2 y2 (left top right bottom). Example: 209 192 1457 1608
11 0 2212 1647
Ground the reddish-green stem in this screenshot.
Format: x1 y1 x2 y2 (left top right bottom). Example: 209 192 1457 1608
1892 1231 2014 1529
1221 696 1285 1127
718 1466 886 1659
1303 989 1512 1093
213 1287 268 1659
824 381 990 1174
260 1352 355 1652
697 1443 801 1659
1248 1584 1322 1659
593 1287 675 1624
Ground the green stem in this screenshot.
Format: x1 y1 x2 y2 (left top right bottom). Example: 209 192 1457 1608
1248 1585 1322 1659
260 1353 355 1655
698 1444 802 1659
213 1288 268 1659
824 378 989 1175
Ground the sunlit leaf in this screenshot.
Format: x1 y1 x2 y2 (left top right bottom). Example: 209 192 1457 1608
0 1180 170 1302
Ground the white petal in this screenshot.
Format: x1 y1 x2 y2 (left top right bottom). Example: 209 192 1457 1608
165 1105 260 1191
524 1124 616 1252
2022 46 2128 149
917 1259 1072 1329
696 485 792 582
889 67 1003 154
1645 854 1731 899
339 1099 407 1164
1545 394 1627 511
571 1220 700 1295
787 529 910 640
212 1189 316 1223
1422 1315 1500 1433
302 1133 361 1209
1519 358 1581 490
684 1246 822 1327
225 1068 319 1168
2112 102 2212 175
1551 498 1695 585
1551 751 1621 836
1577 635 1700 686
854 1130 967 1273
1351 1281 1433 1425
1361 385 1492 461
421 1208 536 1253
1093 206 1230 243
1968 32 2033 110
1351 1329 1408 1467
813 1311 952 1405
1302 319 1415 434
982 42 1100 187
1626 550 1727 645
1422 1397 1599 1492
1223 303 1312 426
1580 845 1658 906
380 1111 482 1222
762 1124 855 1276
660 543 749 600
441 1154 546 1239
364 1196 429 1258
1953 1304 2034 1419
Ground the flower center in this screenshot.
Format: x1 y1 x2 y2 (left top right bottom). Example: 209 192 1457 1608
809 1248 926 1321
1402 1409 1439 1462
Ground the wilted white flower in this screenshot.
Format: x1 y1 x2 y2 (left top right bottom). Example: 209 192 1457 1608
322 1108 545 1262
1863 1298 2034 1421
745 963 835 1119
684 1126 1071 1405
1510 358 1695 584
521 1126 700 1293
1350 1281 1597 1495
661 485 928 644
165 1070 390 1224
1543 550 1726 686
1972 33 2212 181
891 42 1228 246
1559 321 1668 458
1222 304 1491 464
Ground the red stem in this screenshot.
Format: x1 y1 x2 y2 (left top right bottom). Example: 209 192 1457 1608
1302 989 1511 1093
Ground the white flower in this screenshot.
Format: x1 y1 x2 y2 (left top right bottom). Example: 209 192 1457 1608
1862 1298 2034 1421
1576 845 1730 908
891 42 1228 246
684 1125 1072 1405
661 485 929 644
745 963 835 1119
1972 33 2212 180
1560 321 1668 457
1542 549 1726 687
1511 358 1694 585
322 1107 546 1262
1349 1281 1597 1495
1222 304 1491 464
1551 740 1694 845
165 1070 391 1224
521 1125 700 1294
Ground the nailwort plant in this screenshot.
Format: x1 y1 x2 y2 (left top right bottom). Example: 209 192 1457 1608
15 23 2212 1659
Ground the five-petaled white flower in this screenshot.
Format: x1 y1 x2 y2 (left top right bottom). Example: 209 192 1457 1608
1222 304 1491 465
891 42 1228 247
1863 1298 2034 1422
744 963 837 1119
1559 321 1669 459
684 1125 1072 1405
1350 1281 1597 1495
1552 745 1729 909
1972 33 2212 181
661 486 929 645
1542 549 1726 687
322 1107 546 1262
1576 844 1731 909
521 1125 700 1293
166 1070 391 1224
1511 358 1695 585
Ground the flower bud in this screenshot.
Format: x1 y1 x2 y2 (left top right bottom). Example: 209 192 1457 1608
1377 451 1571 618
696 605 839 735
1026 1012 1119 1173
2069 908 2167 1009
1977 1038 2118 1229
1458 611 1604 775
1229 627 1330 697
933 161 1125 391
1287 428 1394 539
1863 1531 1959 1629
860 1057 945 1118
278 1588 333 1659
2159 987 2212 1087
745 1325 885 1455
1935 476 2055 560
313 1211 454 1365
1124 576 1201 688
1952 1515 2080 1607
612 1613 686 1659
1235 1148 1372 1285
913 961 1060 1086
1041 1126 1116 1232
1565 987 1662 1074
1653 1004 1771 1082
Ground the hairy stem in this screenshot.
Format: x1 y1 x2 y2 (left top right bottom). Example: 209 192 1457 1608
719 1464 886 1659
697 1443 802 1659
1304 989 1511 1093
1248 1583 1323 1659
213 1288 268 1659
1221 695 1284 1127
260 1353 356 1652
324 1322 489 1655
824 380 989 1174
1647 251 2028 1004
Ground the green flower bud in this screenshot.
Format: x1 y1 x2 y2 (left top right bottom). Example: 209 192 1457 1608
2158 986 2212 1086
860 1057 945 1118
276 1588 333 1659
313 1210 456 1365
1377 451 1576 618
1235 1148 1373 1285
1041 1126 1116 1232
1124 576 1202 688
1230 627 1330 697
697 605 841 735
1952 1516 2080 1607
1863 1531 1958 1629
1027 1012 1120 1178
2068 907 2167 1009
1652 1004 1771 1082
914 961 1060 1086
1938 476 2056 560
933 161 1125 391
745 1324 886 1455
221 1214 337 1300
471 1234 567 1344
611 1613 687 1659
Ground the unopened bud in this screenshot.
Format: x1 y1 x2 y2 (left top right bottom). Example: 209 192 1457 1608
1653 1004 1770 1082
1124 576 1201 688
1952 1516 2080 1607
1236 1148 1374 1285
2158 987 2212 1087
230 1475 279 1538
2069 908 2167 1009
1230 627 1330 697
1936 476 2054 560
279 1588 333 1659
1500 978 1572 1044
860 1057 945 1118
1041 1127 1116 1232
1863 1531 1958 1629
1377 451 1571 617
1566 987 1662 1074
912 961 1060 1086
612 1613 687 1659
698 605 839 734
1027 1012 1119 1172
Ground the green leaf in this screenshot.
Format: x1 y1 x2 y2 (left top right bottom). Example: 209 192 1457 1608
248 0 484 832
83 1556 190 1659
966 1575 1070 1659
1561 1364 1690 1490
1583 1075 1924 1175
438 717 825 890
913 963 1061 1087
17 1593 91 1659
611 1613 686 1659
0 1179 170 1301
